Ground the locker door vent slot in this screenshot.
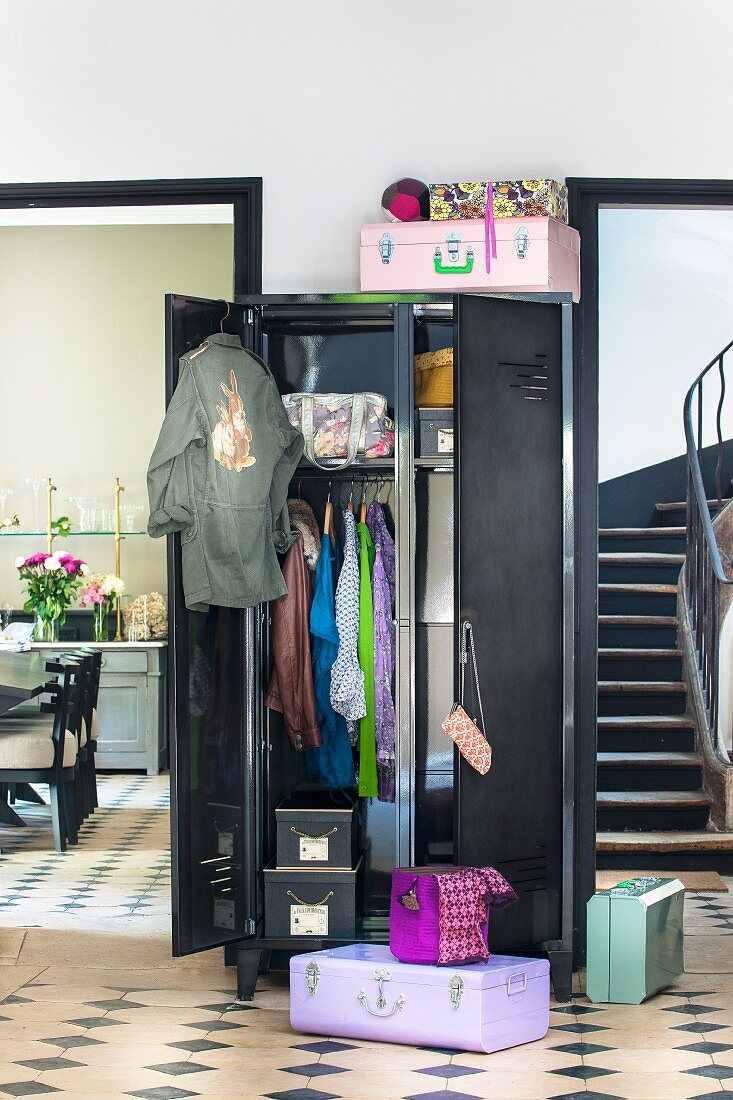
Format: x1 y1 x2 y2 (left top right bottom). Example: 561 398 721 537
499 853 550 887
509 365 549 402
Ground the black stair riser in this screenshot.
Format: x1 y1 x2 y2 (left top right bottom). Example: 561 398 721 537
597 850 733 873
598 730 695 753
599 593 678 616
599 535 686 554
598 657 682 681
596 806 710 831
598 693 686 716
599 626 678 648
599 563 683 585
596 766 702 792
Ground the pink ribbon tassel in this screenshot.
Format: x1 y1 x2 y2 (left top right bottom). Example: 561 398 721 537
485 182 497 274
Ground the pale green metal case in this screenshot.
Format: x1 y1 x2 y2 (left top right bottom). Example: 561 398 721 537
586 877 684 1004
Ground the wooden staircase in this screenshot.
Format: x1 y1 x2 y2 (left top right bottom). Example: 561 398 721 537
596 499 733 870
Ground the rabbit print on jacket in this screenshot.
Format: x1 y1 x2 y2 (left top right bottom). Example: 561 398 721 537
213 369 256 472
147 333 304 611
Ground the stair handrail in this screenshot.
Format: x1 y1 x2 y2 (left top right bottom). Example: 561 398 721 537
683 336 733 762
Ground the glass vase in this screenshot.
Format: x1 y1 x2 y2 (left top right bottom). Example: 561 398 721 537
34 613 59 643
93 602 110 643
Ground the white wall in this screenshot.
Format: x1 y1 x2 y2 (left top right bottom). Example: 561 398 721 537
599 209 733 482
2 1 733 291
0 224 233 607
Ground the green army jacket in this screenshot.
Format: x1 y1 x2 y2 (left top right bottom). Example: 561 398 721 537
147 333 304 611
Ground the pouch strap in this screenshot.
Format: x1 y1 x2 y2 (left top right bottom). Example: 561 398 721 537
460 620 486 735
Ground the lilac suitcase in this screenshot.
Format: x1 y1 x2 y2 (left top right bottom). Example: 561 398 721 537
290 943 549 1054
360 216 580 300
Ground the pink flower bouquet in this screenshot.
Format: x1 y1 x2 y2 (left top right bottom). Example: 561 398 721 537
80 574 125 642
15 551 89 640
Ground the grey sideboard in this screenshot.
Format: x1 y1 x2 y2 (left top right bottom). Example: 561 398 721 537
32 642 167 775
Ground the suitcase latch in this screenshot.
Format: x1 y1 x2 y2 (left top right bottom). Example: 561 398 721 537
449 974 464 1011
378 232 394 264
515 226 530 259
374 967 391 1009
305 961 320 996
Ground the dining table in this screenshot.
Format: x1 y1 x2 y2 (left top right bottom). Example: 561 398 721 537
0 651 48 827
0 651 46 715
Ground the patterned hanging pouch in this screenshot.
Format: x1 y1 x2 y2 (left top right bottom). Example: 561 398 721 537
441 620 492 775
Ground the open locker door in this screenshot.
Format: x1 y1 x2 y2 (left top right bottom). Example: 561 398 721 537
454 294 570 971
165 294 260 956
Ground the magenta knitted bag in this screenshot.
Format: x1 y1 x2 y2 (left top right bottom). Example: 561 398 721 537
390 866 517 966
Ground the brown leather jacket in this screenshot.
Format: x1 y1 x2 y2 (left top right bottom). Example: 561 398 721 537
265 533 322 750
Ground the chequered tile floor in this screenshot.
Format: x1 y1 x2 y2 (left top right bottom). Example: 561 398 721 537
0 776 732 1097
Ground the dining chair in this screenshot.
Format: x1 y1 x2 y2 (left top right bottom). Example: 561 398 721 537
0 648 99 824
77 647 102 815
0 660 80 851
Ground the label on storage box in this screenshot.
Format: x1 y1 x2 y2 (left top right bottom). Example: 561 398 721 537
299 836 329 862
291 904 329 936
437 428 454 454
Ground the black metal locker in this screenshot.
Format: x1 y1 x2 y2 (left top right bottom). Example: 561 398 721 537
163 292 575 1000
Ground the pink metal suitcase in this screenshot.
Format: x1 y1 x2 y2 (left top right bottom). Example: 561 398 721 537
290 943 550 1054
360 216 580 301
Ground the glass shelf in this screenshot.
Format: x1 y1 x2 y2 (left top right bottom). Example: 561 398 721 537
0 530 148 537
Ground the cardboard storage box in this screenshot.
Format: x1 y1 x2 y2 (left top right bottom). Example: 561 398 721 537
264 856 363 939
276 798 358 870
416 408 454 457
429 179 568 222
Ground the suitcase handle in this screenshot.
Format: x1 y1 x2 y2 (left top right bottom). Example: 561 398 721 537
358 987 406 1017
507 972 527 996
434 243 475 275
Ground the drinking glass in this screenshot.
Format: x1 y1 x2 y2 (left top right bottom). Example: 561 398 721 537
0 489 17 531
69 497 98 532
24 478 45 532
127 596 149 642
122 504 144 532
0 604 12 631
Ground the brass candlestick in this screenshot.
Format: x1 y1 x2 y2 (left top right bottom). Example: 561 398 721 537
114 477 125 641
46 478 57 554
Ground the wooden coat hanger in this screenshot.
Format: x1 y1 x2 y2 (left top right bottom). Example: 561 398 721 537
358 479 368 524
323 479 333 539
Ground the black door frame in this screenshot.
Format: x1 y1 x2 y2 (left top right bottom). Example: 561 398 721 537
0 175 263 948
0 177 263 295
567 177 733 962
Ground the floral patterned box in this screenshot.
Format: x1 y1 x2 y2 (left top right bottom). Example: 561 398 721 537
429 179 568 223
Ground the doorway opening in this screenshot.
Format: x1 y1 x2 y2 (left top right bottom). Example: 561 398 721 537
570 181 733 949
0 178 261 958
